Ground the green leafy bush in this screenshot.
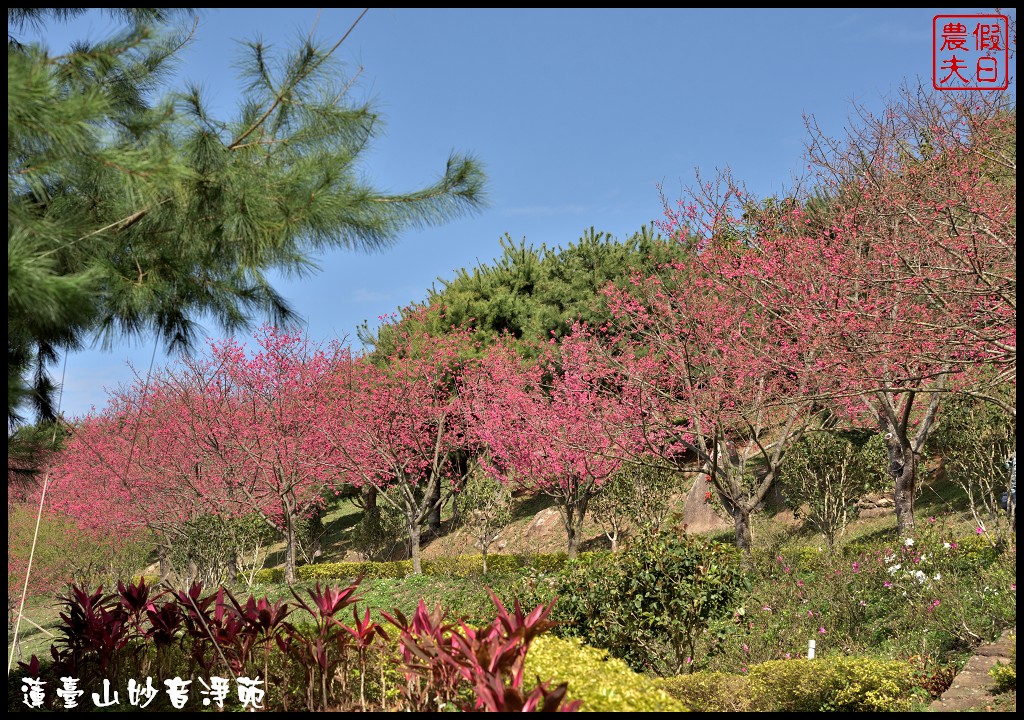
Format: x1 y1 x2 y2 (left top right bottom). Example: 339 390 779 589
524 635 687 712
777 431 889 551
552 530 744 675
990 660 1016 693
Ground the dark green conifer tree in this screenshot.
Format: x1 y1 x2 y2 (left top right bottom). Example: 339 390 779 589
8 8 486 428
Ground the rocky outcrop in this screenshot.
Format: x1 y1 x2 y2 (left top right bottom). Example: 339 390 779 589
856 493 895 519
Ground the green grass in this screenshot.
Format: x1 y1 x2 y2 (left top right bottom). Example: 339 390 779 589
8 594 63 668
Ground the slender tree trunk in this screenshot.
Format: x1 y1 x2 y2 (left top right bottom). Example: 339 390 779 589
158 541 171 581
408 516 423 575
361 485 379 523
876 387 942 539
731 503 753 567
283 514 298 585
709 465 754 565
565 512 580 559
603 516 620 553
426 481 442 537
885 433 917 537
562 498 590 559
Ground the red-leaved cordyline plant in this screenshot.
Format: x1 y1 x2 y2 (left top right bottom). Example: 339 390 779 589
17 653 41 679
381 600 465 711
347 606 389 709
466 329 637 558
53 584 131 678
382 590 580 712
171 583 252 677
33 576 577 711
654 87 1015 537
230 591 293 693
288 580 371 711
325 311 481 574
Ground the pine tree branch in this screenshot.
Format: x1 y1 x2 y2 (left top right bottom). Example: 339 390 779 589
42 198 171 259
228 8 368 151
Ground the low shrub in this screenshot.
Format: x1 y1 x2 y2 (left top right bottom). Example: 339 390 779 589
990 660 1016 693
990 632 1016 693
756 656 920 711
658 655 921 712
656 671 761 712
524 635 687 712
252 551 593 585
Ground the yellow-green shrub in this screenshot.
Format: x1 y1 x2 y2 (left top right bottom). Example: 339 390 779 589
524 635 688 712
803 656 918 712
950 534 1003 568
252 551 595 585
656 672 761 712
253 567 284 584
990 632 1016 693
746 659 827 711
298 560 412 581
658 656 919 712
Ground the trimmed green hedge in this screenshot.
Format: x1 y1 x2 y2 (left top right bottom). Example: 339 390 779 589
525 635 688 712
252 551 603 585
658 655 921 712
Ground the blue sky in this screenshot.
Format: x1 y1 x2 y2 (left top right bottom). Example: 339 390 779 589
20 8 1017 420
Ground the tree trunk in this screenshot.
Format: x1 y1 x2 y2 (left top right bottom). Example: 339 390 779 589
565 516 580 559
408 517 423 575
283 515 298 585
426 481 442 537
562 498 590 559
732 503 753 567
158 542 171 581
884 433 917 537
361 485 379 523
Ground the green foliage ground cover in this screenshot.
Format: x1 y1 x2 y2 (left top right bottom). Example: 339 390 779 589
10 497 1014 712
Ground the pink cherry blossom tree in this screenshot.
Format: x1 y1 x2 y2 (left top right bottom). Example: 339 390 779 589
466 330 634 558
652 89 1014 538
50 327 354 585
187 327 354 584
602 247 821 559
325 316 479 574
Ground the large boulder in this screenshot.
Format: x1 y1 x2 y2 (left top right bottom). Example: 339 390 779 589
680 473 732 534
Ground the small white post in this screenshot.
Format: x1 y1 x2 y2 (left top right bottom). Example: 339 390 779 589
808 639 816 659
